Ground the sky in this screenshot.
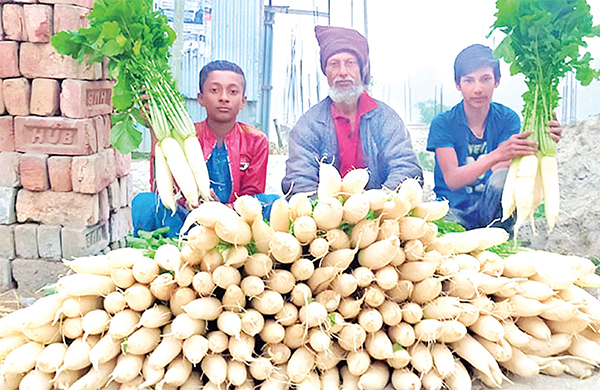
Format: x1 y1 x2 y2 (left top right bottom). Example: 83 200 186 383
268 0 600 132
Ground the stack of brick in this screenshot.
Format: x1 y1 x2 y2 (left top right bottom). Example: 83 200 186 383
0 0 133 297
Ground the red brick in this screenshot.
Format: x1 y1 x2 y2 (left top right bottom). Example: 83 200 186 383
99 187 109 221
30 78 60 116
23 4 53 43
0 41 20 78
53 4 89 34
20 153 49 191
109 206 132 243
16 189 99 226
3 78 31 116
0 116 15 152
39 0 94 9
14 116 98 156
114 148 131 178
0 80 4 115
61 222 108 260
71 148 116 194
60 79 114 119
93 115 111 150
0 6 3 39
19 42 102 80
0 151 21 187
47 155 72 192
101 148 117 190
2 4 27 41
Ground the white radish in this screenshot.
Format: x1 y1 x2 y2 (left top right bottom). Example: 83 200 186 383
343 193 370 224
202 354 228 385
270 232 302 264
391 368 420 390
313 197 344 230
234 195 263 223
66 359 116 390
109 354 143 384
289 192 314 220
170 313 205 339
182 334 209 365
287 347 315 383
270 197 291 232
241 308 266 336
183 297 223 320
293 216 318 244
229 333 255 363
309 237 330 259
148 335 183 368
36 342 67 374
215 214 253 245
357 360 389 390
158 354 193 388
123 327 161 355
217 311 243 339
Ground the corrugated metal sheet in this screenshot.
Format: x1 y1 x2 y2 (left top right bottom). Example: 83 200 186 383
210 0 262 102
179 0 263 123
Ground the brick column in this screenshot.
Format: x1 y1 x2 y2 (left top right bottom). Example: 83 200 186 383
0 0 133 297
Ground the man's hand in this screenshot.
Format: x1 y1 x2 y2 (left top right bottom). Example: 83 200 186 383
546 112 563 143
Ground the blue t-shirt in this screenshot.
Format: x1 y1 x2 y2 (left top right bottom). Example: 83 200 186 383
206 143 232 203
426 101 520 210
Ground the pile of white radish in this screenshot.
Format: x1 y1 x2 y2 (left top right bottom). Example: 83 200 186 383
1 163 600 390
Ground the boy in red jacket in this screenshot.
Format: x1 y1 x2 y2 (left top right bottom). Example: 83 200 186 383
132 60 272 237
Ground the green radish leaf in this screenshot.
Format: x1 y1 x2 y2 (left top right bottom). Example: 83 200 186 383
100 21 121 39
393 343 405 352
110 119 142 155
101 39 123 57
328 313 337 325
245 240 259 256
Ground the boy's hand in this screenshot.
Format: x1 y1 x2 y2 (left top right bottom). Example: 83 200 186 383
187 189 218 210
496 131 538 161
139 87 151 127
546 112 563 143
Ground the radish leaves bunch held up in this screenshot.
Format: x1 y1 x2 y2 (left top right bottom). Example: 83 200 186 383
490 0 600 236
51 0 211 211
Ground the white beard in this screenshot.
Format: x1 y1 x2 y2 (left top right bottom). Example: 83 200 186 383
328 84 364 104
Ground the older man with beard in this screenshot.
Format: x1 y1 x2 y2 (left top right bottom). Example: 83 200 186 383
282 25 422 195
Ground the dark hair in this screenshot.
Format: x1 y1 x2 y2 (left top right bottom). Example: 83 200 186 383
199 60 246 93
454 44 500 85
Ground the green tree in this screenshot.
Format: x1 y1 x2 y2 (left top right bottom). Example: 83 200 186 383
416 100 450 124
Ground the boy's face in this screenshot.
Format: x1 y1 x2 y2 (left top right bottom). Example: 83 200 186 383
197 70 247 123
456 66 499 110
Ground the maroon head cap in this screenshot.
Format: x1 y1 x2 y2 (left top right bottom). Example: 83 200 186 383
315 25 370 85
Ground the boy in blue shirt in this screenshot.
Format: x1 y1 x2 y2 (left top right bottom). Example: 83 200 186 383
427 44 562 230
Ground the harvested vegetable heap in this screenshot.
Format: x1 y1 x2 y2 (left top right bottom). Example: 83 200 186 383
1 164 600 389
490 0 600 237
51 0 211 211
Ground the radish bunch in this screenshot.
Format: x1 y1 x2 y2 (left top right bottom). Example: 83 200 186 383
1 164 600 389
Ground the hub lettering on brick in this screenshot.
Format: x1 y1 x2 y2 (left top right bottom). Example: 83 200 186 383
31 127 76 146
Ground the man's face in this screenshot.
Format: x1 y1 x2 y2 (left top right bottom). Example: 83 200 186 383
325 52 364 104
456 66 499 110
325 52 362 89
197 70 247 123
